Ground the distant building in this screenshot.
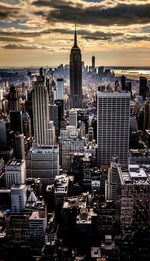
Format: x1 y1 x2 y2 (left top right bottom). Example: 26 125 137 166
139 76 148 101
92 55 95 69
144 98 150 133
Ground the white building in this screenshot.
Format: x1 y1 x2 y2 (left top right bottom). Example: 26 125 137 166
27 145 59 184
55 78 64 100
47 121 56 145
97 91 130 165
5 159 26 188
11 184 27 212
69 109 77 127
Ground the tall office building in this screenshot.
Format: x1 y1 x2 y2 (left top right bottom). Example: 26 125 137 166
14 133 25 160
5 159 26 188
97 91 130 165
0 120 9 148
8 84 20 111
70 27 82 108
10 111 23 134
144 98 150 133
27 145 59 184
32 76 49 145
69 109 77 127
11 184 27 213
22 111 32 138
139 76 148 101
121 75 126 91
56 78 64 100
92 54 95 69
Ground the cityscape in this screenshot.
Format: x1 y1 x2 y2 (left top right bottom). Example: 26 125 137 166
0 0 150 261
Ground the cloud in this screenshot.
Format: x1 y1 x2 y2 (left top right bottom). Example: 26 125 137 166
125 34 150 42
3 44 37 49
0 36 25 42
0 29 50 38
33 0 150 26
0 2 21 20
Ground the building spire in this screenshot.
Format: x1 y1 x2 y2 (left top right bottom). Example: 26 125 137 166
74 23 77 47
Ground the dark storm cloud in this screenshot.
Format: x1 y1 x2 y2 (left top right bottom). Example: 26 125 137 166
3 44 38 49
51 27 123 41
33 0 150 26
0 29 50 38
126 35 150 42
0 36 25 42
0 3 20 20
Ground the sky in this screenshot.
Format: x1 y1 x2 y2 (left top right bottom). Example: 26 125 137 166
0 0 150 67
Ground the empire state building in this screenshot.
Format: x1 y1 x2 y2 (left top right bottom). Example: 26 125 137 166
70 27 82 108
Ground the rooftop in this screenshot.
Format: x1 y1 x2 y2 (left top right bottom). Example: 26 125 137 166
63 195 87 209
119 164 150 185
6 159 24 167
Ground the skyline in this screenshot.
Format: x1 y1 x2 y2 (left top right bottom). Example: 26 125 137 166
0 0 150 67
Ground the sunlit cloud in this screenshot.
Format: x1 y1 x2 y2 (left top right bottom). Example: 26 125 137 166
0 0 150 66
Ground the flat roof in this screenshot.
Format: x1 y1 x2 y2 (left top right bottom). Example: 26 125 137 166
129 164 147 179
6 159 24 166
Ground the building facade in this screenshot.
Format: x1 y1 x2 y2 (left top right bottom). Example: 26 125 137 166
32 76 49 145
70 27 82 108
97 91 130 165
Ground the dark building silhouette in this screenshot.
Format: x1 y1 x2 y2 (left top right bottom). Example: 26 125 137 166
144 98 150 133
10 111 23 134
92 54 95 69
70 27 82 108
121 75 126 91
8 84 20 111
139 76 148 101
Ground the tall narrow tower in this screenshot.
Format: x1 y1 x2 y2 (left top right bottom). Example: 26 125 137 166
92 54 95 69
70 26 82 108
32 75 49 145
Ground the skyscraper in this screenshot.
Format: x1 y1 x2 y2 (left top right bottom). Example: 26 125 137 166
97 91 130 165
11 184 27 213
56 78 64 100
69 109 77 127
70 26 82 108
92 54 95 69
139 76 148 101
32 76 49 145
144 98 150 133
8 84 20 111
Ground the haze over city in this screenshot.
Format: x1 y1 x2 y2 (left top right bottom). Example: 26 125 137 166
0 0 150 67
